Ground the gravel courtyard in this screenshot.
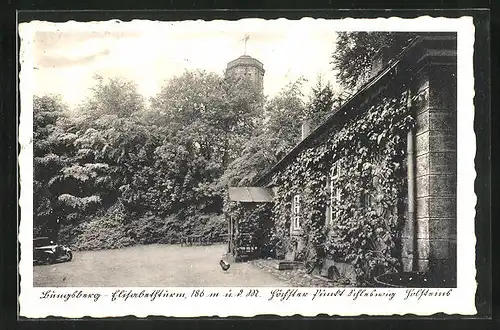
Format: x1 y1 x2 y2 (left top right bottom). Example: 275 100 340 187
33 244 287 287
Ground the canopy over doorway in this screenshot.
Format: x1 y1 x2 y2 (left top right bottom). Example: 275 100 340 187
228 187 274 202
227 187 274 262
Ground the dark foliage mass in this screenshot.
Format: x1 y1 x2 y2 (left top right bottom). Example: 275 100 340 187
331 32 417 89
34 70 336 250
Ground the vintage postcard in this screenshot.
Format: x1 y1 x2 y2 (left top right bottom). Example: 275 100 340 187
19 16 476 317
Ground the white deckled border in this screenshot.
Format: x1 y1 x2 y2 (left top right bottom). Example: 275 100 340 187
19 16 476 318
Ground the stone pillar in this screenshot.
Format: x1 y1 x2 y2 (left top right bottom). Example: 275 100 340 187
413 56 457 280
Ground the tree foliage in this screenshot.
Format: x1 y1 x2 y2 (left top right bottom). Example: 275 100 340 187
33 93 120 241
34 63 345 251
220 79 308 187
34 95 69 238
80 75 145 119
306 77 341 130
332 32 416 89
34 71 268 249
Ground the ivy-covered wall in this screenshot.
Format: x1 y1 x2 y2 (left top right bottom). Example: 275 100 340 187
269 88 414 283
260 35 458 285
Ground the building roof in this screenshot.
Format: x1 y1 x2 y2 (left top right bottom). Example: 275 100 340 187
226 55 265 72
228 187 274 202
253 33 457 186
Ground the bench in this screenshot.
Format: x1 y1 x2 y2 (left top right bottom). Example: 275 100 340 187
180 234 215 246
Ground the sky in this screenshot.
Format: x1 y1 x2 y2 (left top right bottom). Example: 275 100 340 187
30 19 340 107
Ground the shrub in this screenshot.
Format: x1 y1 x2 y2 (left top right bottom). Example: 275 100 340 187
126 213 179 245
66 202 133 250
72 215 135 251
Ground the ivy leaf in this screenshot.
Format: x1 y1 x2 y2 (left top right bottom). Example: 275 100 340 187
377 132 385 145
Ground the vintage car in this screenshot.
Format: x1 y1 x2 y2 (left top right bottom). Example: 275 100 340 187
33 237 73 265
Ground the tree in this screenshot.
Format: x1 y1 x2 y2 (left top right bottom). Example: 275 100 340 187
57 98 156 249
149 70 264 166
34 75 150 244
219 131 282 187
221 79 307 187
264 79 307 158
332 32 416 89
68 75 152 212
79 75 145 119
115 70 265 223
33 95 70 237
305 77 340 130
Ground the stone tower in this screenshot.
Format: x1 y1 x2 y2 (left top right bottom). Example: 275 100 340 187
225 54 265 93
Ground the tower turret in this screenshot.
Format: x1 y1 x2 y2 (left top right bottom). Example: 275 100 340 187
225 55 265 93
225 35 265 93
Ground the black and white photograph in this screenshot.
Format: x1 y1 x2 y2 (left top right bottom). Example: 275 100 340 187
18 16 476 317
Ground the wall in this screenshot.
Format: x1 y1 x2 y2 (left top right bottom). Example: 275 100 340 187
401 55 457 278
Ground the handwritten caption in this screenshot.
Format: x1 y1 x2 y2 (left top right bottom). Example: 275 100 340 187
39 288 454 303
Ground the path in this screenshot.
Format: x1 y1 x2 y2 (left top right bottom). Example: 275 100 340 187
33 244 287 287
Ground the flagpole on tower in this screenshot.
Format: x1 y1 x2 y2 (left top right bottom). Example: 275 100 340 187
243 34 250 55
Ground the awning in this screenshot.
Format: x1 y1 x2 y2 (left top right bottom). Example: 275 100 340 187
228 187 274 203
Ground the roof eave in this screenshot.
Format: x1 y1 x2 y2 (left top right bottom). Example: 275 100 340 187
253 35 430 187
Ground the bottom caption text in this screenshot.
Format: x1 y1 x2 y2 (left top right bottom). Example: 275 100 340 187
38 288 454 303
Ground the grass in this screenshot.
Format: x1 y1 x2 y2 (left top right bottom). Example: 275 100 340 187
33 243 287 287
